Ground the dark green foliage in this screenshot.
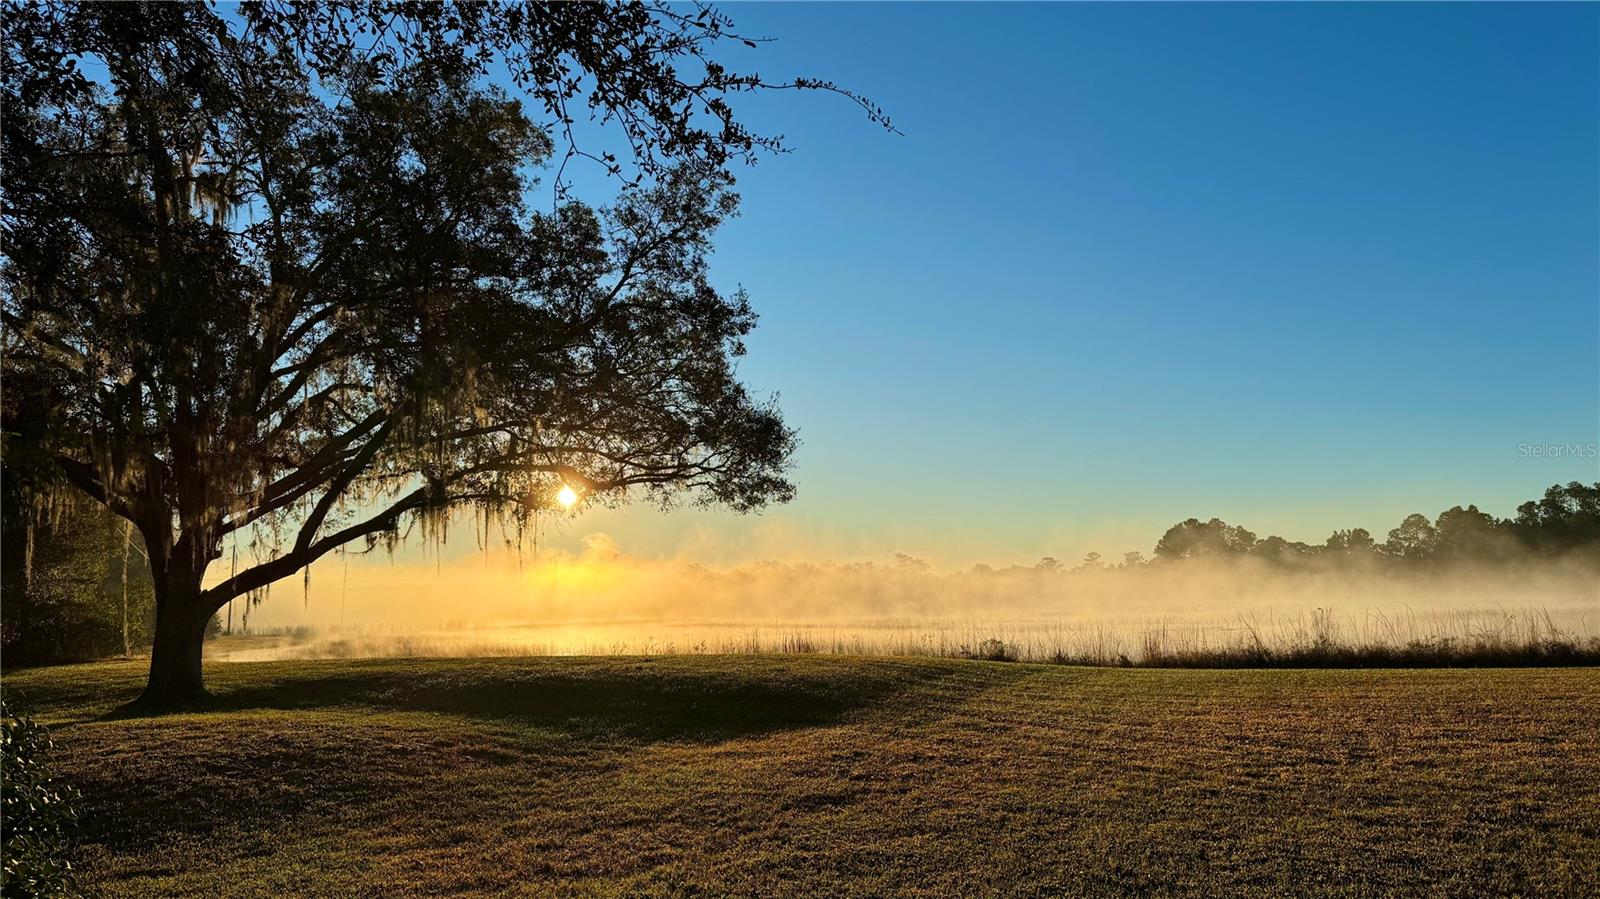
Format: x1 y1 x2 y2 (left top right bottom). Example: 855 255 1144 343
1152 482 1600 570
1514 481 1600 553
1152 517 1259 559
1 478 155 667
0 701 84 899
1323 527 1376 554
1384 512 1439 560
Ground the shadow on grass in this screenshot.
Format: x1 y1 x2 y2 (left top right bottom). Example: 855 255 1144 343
102 663 897 743
71 663 905 855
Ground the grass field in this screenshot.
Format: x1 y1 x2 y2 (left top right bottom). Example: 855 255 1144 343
5 657 1598 897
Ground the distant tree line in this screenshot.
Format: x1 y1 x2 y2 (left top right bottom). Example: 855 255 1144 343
1124 482 1600 569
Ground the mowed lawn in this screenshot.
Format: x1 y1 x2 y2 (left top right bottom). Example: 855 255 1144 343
5 657 1598 897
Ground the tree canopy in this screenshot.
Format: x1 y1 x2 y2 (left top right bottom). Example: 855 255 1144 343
2 1 886 703
1152 518 1259 561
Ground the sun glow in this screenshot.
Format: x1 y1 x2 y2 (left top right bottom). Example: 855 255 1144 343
555 484 580 509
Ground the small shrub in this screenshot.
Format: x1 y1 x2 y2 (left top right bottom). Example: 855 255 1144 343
963 638 1018 662
2 701 84 899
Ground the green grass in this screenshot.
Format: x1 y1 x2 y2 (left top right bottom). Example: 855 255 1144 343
5 657 1598 897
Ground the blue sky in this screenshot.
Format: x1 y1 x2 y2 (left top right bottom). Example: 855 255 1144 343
548 2 1600 566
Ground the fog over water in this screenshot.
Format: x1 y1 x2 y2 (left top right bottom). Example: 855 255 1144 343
208 531 1599 663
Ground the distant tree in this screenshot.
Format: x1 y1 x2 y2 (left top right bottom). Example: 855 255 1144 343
1120 551 1147 568
1034 556 1063 573
1384 514 1439 560
2 3 887 705
893 553 932 573
1433 505 1509 563
1074 552 1102 572
1253 536 1286 557
1153 518 1258 561
1513 482 1600 555
1324 528 1376 554
1251 535 1315 564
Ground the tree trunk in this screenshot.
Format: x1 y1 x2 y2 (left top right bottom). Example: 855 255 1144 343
139 585 212 707
121 520 133 657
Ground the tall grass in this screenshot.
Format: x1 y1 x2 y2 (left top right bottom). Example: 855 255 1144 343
208 606 1600 667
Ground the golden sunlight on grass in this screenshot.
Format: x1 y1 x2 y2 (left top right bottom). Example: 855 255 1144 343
7 657 1598 897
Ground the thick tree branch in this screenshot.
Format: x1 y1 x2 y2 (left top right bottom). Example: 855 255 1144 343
291 416 398 553
201 485 431 607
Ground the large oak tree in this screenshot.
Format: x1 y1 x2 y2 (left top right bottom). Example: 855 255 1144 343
2 2 885 704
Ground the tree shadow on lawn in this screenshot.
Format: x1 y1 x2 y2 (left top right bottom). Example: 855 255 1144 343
102 661 902 743
72 664 906 856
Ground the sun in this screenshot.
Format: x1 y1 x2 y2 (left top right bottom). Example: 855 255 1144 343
556 484 580 509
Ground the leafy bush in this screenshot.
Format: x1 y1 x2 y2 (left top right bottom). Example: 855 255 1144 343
963 638 1018 662
1 701 84 898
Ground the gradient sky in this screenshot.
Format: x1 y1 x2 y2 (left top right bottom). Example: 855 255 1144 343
496 2 1600 568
